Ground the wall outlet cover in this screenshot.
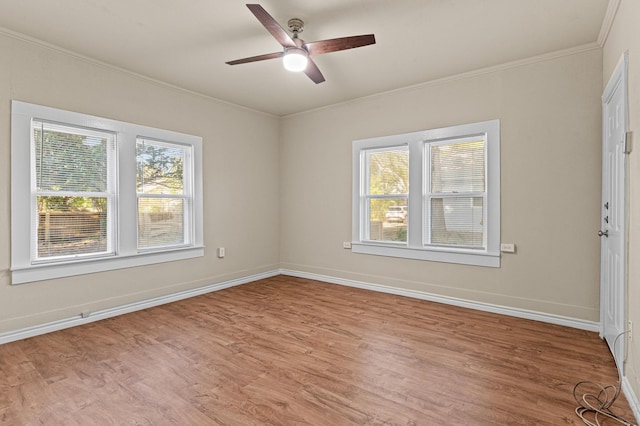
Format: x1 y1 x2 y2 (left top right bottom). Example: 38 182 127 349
500 243 516 253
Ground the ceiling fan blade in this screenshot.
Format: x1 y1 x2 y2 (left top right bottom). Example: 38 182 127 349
246 4 296 48
226 51 283 65
303 34 376 56
304 57 325 84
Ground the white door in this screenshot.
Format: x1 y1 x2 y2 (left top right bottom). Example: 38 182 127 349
600 53 628 370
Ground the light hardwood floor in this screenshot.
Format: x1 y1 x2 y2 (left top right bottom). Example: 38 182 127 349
0 275 635 425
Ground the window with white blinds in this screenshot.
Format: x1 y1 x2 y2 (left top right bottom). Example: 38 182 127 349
428 137 485 248
11 101 204 284
32 120 115 261
352 120 500 267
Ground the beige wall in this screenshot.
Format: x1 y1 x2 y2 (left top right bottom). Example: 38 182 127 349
0 16 615 345
0 33 281 332
603 0 640 407
280 48 604 321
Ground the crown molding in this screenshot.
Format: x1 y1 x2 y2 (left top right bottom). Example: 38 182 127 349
597 0 621 47
0 15 609 121
0 25 277 119
283 42 602 119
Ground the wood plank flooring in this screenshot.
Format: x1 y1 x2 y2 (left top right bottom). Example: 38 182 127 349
0 275 635 425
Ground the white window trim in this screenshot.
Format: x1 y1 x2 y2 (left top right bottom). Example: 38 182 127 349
352 119 500 268
11 101 205 284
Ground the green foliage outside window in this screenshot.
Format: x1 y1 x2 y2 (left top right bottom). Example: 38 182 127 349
367 149 408 221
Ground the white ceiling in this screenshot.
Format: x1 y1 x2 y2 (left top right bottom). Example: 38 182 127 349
0 0 610 116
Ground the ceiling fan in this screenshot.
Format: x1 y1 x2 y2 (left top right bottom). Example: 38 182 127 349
226 4 376 84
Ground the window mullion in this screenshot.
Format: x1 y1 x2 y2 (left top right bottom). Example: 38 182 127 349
423 142 431 246
407 140 421 248
361 150 372 242
117 134 138 257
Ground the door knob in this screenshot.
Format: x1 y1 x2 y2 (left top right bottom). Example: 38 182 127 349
598 230 609 237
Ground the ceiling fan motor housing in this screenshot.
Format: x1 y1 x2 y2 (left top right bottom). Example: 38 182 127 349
287 18 304 34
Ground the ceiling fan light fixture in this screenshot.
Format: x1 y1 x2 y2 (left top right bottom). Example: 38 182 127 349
283 47 308 72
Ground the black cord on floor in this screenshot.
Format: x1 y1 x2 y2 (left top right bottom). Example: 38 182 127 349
573 331 637 426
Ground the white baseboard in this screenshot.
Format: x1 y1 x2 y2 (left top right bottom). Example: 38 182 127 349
0 270 280 345
622 377 640 424
279 269 600 332
0 267 599 342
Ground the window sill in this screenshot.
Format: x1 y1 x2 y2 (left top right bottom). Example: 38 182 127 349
351 242 500 268
11 246 205 284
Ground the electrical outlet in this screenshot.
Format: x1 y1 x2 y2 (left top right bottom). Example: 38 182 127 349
629 320 633 341
217 247 225 258
343 242 352 249
500 243 516 253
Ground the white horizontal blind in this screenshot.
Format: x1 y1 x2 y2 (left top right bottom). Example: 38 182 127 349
136 138 190 249
32 120 115 260
428 137 485 248
362 147 409 243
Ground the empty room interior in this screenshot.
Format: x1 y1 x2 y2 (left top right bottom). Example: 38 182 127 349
1 0 640 424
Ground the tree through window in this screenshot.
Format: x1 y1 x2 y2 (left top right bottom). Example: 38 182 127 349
363 148 408 242
136 138 191 249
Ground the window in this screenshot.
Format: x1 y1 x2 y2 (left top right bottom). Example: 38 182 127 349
352 120 500 267
11 101 204 284
427 137 485 248
136 139 191 250
363 147 409 243
32 120 115 261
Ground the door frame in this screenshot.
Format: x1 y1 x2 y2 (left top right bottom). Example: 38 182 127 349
600 51 629 371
